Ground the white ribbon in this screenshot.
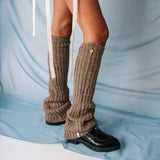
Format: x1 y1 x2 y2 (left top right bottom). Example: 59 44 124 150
45 0 56 79
69 0 78 80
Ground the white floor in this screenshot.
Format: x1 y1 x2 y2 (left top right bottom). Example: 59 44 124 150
0 135 100 160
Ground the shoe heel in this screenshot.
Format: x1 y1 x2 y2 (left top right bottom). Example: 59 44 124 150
67 139 79 145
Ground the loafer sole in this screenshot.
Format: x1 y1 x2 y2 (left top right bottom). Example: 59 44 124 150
67 138 120 152
46 121 65 126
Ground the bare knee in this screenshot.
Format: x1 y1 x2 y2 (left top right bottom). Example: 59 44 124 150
67 0 109 46
83 26 109 46
52 17 72 38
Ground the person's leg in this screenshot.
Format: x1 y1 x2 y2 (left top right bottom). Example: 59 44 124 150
64 0 109 46
63 0 120 152
52 0 72 38
63 0 109 138
43 0 72 124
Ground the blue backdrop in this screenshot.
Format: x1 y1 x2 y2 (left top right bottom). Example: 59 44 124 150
0 0 160 159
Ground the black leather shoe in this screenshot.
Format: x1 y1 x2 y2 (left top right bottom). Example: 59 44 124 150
45 120 65 126
67 125 121 152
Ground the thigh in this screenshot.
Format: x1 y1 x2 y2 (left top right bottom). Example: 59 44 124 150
52 0 73 38
64 0 109 43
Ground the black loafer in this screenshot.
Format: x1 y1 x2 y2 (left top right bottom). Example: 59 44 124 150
45 120 65 126
67 125 121 152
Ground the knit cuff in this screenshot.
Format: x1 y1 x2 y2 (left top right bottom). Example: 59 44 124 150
43 100 71 123
52 35 70 46
64 118 97 140
79 42 105 53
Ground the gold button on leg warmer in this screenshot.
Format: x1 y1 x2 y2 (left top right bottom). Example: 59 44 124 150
64 42 105 140
43 35 71 123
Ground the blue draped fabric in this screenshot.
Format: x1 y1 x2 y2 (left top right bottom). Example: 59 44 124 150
0 0 160 159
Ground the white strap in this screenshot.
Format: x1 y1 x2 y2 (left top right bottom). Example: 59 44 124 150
45 0 56 79
69 0 78 80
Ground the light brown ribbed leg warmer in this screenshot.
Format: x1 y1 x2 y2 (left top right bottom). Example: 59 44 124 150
43 35 71 123
64 42 105 140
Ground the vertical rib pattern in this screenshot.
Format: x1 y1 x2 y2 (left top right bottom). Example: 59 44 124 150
64 42 105 139
43 35 71 123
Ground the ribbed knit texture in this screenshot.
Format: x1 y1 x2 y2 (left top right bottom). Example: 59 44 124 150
43 35 71 123
64 42 105 139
